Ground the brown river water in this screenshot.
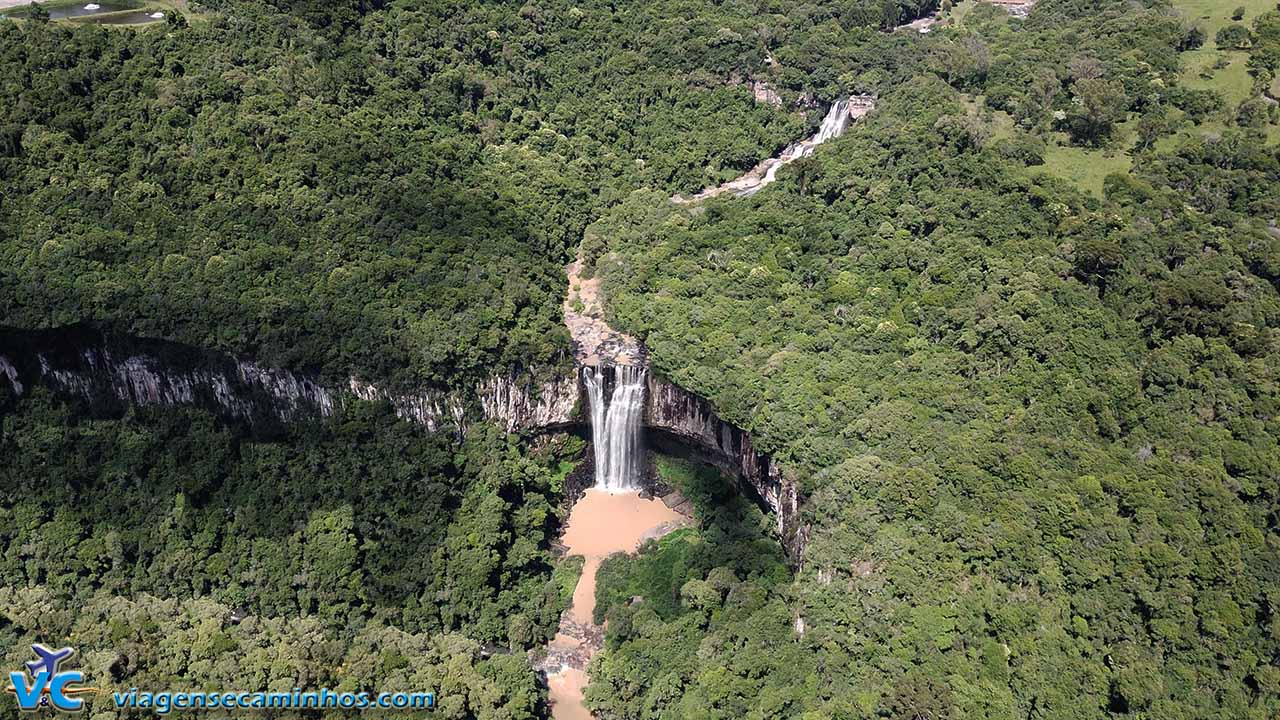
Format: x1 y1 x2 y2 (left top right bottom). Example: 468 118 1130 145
545 488 687 719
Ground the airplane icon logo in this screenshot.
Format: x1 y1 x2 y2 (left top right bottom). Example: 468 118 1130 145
26 645 75 680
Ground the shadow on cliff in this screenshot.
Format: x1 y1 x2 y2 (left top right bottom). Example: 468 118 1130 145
593 454 790 626
0 388 570 645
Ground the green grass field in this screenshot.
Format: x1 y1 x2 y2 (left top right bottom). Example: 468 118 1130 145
1172 0 1274 40
1037 143 1133 196
1182 48 1256 106
964 94 1018 140
1031 0 1279 194
1173 0 1273 105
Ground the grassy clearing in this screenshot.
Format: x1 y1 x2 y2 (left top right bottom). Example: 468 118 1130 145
1172 0 1272 107
1037 143 1132 196
1031 121 1137 196
1171 0 1274 41
153 0 212 23
1182 48 1256 106
963 94 1018 140
1034 0 1280 194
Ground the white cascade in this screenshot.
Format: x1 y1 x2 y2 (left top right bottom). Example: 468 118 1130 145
581 364 646 490
582 366 609 485
813 99 852 144
753 99 853 189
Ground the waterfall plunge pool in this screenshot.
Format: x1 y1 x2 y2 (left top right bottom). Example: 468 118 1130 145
544 485 689 720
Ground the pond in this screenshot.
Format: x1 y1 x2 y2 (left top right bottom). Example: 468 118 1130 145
1 1 164 24
78 8 164 23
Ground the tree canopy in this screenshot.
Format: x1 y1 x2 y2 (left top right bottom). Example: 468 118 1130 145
587 1 1280 716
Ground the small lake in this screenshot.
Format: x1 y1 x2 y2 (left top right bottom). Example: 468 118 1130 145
78 9 164 23
60 3 135 18
2 2 164 24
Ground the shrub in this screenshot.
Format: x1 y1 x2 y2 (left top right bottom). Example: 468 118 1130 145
993 133 1047 165
1216 23 1254 49
1169 86 1225 122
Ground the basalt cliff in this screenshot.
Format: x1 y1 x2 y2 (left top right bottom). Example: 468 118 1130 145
0 324 806 559
0 325 577 435
0 94 879 565
645 373 806 557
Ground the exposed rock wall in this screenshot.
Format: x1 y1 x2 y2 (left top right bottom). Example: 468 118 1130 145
1 326 805 560
0 325 578 435
749 80 784 107
644 372 807 560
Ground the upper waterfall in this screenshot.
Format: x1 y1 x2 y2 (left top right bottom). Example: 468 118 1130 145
673 94 876 202
581 365 647 490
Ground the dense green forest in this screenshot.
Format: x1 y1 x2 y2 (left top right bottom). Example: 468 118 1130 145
0 0 938 388
0 389 581 717
2 0 1279 718
587 457 800 718
589 1 1280 718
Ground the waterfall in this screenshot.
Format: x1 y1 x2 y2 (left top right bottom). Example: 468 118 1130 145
602 365 646 488
582 367 609 483
813 99 851 144
680 95 869 201
789 100 851 162
756 100 852 186
581 364 647 490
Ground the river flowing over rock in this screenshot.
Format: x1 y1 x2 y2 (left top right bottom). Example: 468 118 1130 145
672 94 875 202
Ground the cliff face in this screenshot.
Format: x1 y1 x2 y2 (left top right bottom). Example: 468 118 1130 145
0 326 578 435
644 374 807 560
1 326 804 560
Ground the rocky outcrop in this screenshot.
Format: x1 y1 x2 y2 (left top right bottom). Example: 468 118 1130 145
644 372 807 560
749 80 784 107
475 372 580 433
0 325 578 435
564 254 644 367
983 0 1036 16
346 371 580 434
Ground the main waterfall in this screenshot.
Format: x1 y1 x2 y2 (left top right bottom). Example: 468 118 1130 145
581 364 647 489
